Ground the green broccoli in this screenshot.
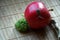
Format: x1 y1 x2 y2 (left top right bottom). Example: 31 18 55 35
15 17 29 32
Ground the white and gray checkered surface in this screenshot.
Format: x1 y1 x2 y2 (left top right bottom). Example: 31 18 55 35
0 0 60 40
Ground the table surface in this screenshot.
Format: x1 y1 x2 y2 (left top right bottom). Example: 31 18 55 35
0 0 60 40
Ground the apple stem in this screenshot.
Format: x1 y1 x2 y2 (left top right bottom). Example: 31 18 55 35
48 9 53 11
36 9 44 19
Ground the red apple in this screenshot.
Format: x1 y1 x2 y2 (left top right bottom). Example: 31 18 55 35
24 2 51 30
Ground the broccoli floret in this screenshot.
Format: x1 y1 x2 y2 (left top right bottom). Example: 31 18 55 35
15 17 29 32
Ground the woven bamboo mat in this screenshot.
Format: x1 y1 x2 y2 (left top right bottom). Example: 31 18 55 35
0 0 60 40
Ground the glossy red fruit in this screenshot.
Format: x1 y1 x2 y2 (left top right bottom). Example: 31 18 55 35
24 2 51 30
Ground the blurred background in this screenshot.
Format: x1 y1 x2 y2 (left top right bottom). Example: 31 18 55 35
0 0 60 40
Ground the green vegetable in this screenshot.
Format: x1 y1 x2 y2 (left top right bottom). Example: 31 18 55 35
15 17 29 32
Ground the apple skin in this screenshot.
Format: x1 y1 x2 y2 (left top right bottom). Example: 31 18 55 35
24 2 51 30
